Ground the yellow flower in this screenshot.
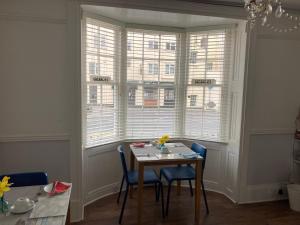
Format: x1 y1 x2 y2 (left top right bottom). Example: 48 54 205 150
0 176 12 198
161 134 170 141
158 134 170 145
159 138 165 145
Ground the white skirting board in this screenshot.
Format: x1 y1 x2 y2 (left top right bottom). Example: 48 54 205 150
239 183 288 204
84 182 121 206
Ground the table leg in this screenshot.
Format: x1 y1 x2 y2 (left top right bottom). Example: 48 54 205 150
177 180 181 195
137 162 144 225
66 203 71 225
130 150 135 171
129 151 135 198
194 160 202 225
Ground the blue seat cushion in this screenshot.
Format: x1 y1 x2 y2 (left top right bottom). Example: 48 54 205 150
128 169 161 185
161 166 195 182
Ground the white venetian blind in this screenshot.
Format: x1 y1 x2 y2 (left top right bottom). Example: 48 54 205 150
83 17 122 147
126 29 181 139
184 28 235 142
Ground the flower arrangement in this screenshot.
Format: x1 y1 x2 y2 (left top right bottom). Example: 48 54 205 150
158 134 170 146
0 176 12 213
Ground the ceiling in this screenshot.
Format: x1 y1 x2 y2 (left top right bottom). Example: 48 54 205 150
82 5 241 28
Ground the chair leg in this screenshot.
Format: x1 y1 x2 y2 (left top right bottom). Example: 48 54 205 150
119 184 129 224
188 180 193 197
155 183 159 202
160 182 165 218
201 181 209 214
166 182 172 216
157 171 163 201
117 176 125 204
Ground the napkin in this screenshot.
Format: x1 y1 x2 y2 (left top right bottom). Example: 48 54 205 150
49 181 71 195
30 182 72 219
180 153 199 159
132 142 145 148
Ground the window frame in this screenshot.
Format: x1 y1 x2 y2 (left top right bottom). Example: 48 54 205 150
88 62 100 75
184 28 234 142
88 85 98 105
165 63 175 75
148 63 159 75
148 40 159 49
166 41 176 50
82 16 122 148
189 51 198 64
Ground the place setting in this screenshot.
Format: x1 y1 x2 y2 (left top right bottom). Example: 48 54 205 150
131 134 203 161
0 176 72 225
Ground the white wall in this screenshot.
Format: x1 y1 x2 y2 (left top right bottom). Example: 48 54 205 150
0 0 83 221
0 0 69 137
1 141 70 182
239 22 300 203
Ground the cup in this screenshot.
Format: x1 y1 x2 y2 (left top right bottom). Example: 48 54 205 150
13 197 33 212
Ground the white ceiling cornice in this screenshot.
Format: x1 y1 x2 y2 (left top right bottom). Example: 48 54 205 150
177 0 300 11
81 0 246 19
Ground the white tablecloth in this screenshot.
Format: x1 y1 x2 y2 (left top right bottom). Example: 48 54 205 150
0 184 71 225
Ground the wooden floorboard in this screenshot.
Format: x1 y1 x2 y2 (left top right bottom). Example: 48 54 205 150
73 187 300 225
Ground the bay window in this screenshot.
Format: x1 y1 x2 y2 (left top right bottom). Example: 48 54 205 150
82 16 236 147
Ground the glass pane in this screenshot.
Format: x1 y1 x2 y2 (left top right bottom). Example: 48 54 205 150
144 60 159 82
161 87 175 108
144 34 160 59
186 86 204 108
143 87 158 107
99 56 114 80
86 84 117 144
127 59 143 83
161 34 177 60
160 60 175 83
127 31 143 58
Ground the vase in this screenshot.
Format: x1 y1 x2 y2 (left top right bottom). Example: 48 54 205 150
0 196 9 214
160 144 169 154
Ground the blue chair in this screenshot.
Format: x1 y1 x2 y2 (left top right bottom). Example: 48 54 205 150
160 143 209 215
0 172 48 187
117 145 164 224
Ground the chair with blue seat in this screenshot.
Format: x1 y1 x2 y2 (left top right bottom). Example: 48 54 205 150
0 172 48 187
160 143 209 216
117 145 164 224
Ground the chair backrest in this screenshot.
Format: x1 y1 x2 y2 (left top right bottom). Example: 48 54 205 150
191 143 207 170
118 145 129 183
0 172 48 187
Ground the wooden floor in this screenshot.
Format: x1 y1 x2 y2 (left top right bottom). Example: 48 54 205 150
73 187 300 225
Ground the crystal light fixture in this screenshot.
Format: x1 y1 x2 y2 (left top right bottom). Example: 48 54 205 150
244 0 300 32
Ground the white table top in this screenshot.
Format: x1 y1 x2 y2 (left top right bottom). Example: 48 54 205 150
130 142 202 162
0 184 71 225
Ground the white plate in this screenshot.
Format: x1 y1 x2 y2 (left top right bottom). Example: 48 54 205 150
43 182 69 194
43 183 54 193
10 200 35 214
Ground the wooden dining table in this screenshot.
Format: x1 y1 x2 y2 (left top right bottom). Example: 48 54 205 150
130 143 203 225
0 183 71 225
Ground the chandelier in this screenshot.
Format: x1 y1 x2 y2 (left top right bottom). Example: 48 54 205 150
244 0 299 32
